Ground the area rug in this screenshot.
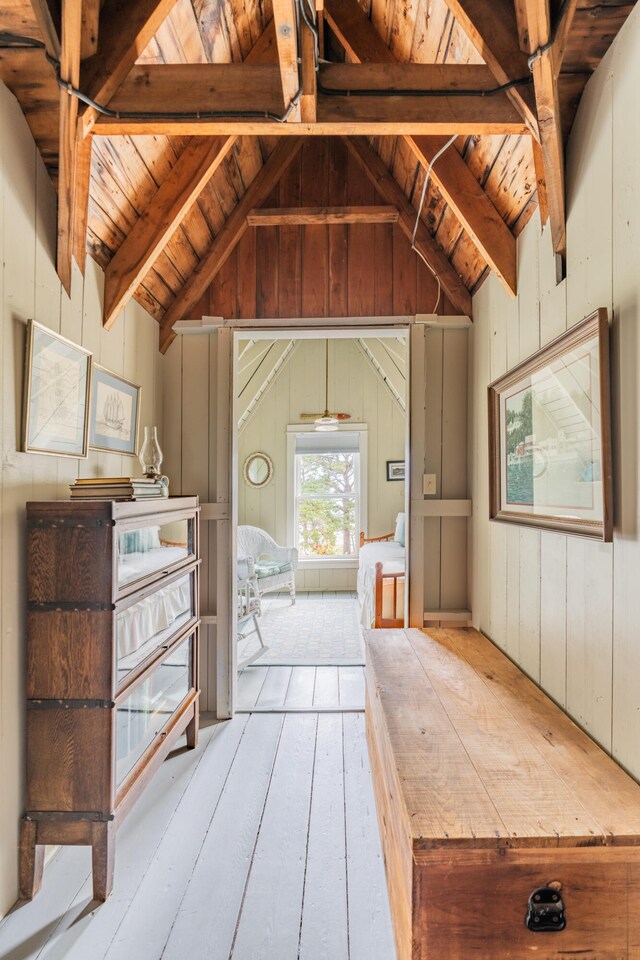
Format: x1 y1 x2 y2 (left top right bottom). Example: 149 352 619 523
238 597 364 665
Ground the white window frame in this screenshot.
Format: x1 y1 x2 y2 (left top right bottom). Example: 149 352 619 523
287 424 368 569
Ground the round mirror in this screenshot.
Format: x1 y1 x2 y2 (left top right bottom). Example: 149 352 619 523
244 452 274 488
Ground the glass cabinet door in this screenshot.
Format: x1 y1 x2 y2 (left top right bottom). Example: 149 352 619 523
117 515 195 591
115 635 193 787
115 571 196 687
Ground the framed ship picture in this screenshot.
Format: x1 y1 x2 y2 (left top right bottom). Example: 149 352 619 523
488 308 613 541
22 320 93 458
89 366 141 455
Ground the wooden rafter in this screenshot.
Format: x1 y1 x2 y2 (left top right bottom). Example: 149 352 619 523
549 0 579 74
57 0 82 296
158 139 305 354
79 0 180 137
30 0 61 59
80 0 100 59
438 0 539 138
103 137 236 329
272 0 300 114
247 206 399 225
73 133 93 275
102 19 280 328
324 0 517 297
516 0 567 256
346 138 472 317
531 137 549 226
300 16 317 122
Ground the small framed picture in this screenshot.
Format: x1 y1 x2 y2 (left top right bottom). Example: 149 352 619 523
22 320 93 458
386 460 405 481
89 365 141 455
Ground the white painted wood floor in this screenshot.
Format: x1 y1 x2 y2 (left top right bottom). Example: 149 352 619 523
0 714 396 960
237 666 365 711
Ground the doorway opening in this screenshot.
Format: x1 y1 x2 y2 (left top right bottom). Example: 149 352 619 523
233 328 409 712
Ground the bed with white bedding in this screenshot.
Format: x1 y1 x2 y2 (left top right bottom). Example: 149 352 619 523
357 510 406 629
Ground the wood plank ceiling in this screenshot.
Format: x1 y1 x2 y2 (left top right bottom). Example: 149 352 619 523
0 0 636 351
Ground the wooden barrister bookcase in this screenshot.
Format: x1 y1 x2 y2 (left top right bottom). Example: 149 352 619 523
365 627 640 960
21 497 200 902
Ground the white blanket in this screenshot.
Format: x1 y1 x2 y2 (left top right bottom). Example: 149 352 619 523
357 540 405 627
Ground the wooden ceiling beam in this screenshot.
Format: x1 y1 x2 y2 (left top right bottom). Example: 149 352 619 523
93 93 527 136
247 205 400 225
80 0 100 60
531 136 549 226
324 0 517 297
94 115 528 136
79 0 180 137
30 0 61 59
346 137 472 318
57 0 82 296
300 16 317 122
103 137 236 329
550 0 579 75
272 0 300 115
438 0 539 138
103 19 281 328
73 133 93 275
517 0 566 256
159 139 305 354
108 64 286 116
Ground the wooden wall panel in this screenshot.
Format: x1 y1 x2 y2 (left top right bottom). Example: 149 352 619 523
0 83 163 921
202 140 455 323
469 6 640 774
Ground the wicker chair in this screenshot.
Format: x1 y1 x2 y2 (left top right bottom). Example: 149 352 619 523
237 525 298 613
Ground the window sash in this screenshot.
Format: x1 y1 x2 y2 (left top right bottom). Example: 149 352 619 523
294 452 361 559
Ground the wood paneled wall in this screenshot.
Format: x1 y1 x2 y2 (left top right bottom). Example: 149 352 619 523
187 139 459 323
0 81 163 919
468 4 640 778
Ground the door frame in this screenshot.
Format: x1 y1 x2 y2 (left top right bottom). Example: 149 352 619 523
206 318 422 719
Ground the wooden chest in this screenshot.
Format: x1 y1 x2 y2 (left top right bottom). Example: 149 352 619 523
365 627 640 960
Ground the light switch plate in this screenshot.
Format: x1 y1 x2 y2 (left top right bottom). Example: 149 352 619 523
423 474 437 496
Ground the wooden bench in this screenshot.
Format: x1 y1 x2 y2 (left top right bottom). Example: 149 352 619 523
365 627 640 960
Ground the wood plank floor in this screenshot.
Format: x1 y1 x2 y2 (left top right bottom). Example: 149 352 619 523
237 666 365 711
0 714 396 960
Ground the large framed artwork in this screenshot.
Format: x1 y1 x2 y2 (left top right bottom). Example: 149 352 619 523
22 321 92 458
89 365 141 455
488 308 612 541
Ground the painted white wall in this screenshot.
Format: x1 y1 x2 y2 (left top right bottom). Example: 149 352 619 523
0 81 163 918
237 338 406 590
468 3 640 777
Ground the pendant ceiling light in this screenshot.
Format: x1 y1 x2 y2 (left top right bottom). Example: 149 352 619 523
299 340 351 431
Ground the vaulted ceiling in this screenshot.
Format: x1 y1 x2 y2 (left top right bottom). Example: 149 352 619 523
0 0 635 352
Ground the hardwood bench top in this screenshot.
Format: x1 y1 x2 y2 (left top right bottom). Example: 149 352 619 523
365 627 640 852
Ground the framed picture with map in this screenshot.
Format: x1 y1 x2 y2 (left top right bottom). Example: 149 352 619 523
22 321 93 458
488 308 612 541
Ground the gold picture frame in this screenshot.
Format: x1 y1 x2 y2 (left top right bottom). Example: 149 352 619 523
22 320 93 458
488 308 613 541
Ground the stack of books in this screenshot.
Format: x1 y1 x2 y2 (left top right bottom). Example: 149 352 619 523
69 477 164 501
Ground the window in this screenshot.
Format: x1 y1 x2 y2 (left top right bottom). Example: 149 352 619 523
290 429 367 562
